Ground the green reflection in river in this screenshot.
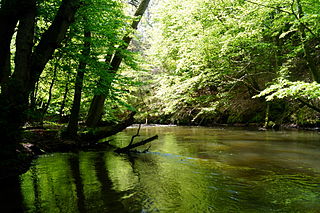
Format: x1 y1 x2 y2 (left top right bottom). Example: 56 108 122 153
18 126 320 212
21 154 78 212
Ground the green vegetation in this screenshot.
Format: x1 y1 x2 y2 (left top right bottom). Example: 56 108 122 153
132 0 320 127
0 0 320 176
0 0 149 177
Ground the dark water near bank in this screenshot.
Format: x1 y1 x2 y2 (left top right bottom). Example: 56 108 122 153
1 126 320 212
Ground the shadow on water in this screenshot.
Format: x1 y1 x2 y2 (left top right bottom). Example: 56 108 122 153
68 155 85 213
0 177 24 213
93 152 126 212
30 166 41 213
6 151 131 213
1 126 320 212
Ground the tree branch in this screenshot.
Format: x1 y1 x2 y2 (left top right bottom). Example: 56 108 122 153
290 0 316 37
129 124 141 146
245 0 316 37
115 135 158 153
297 98 320 113
29 0 81 92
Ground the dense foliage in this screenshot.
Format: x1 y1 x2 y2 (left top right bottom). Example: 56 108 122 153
2 0 319 137
0 0 149 176
1 0 320 172
31 0 138 124
131 0 320 127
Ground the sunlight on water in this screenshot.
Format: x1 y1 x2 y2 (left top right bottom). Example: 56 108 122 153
9 126 320 212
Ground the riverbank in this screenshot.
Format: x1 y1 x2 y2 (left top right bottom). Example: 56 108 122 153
133 122 320 132
3 125 320 212
1 121 319 180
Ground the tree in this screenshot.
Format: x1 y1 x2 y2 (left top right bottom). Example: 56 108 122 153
65 17 91 138
0 0 81 175
134 0 320 126
85 0 151 127
252 0 320 125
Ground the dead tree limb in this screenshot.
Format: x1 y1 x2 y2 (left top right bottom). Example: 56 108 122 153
115 135 158 153
129 124 141 146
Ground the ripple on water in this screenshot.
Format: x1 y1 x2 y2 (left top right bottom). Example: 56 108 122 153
5 126 319 213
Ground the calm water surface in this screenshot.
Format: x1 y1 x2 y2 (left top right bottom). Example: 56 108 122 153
1 126 320 212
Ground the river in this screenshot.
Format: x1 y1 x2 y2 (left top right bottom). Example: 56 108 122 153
1 126 320 212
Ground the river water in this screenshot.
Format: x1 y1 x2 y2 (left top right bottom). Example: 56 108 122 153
1 126 320 212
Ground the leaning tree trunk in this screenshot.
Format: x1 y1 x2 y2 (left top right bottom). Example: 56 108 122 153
85 0 151 127
81 112 136 142
66 21 91 138
28 0 81 93
41 55 60 123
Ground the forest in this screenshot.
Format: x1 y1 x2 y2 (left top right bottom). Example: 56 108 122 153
0 0 320 178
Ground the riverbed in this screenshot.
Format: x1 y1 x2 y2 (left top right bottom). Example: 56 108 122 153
1 126 320 212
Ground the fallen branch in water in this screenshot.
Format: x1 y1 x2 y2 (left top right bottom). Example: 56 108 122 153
115 135 158 153
129 124 141 146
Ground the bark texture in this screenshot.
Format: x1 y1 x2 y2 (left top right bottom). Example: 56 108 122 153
0 0 81 176
85 0 151 127
81 112 136 142
0 0 19 86
66 24 91 137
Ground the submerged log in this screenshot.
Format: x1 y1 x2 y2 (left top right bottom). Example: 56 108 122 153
115 135 158 153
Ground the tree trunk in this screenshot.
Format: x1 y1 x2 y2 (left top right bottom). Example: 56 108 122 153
86 95 106 127
0 0 36 177
85 0 151 127
0 0 36 142
28 0 80 92
30 81 39 111
0 0 19 87
42 57 60 118
12 0 36 91
66 25 91 137
0 0 81 176
0 0 81 134
81 112 136 142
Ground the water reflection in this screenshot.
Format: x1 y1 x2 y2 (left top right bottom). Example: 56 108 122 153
1 126 319 212
0 177 24 213
68 155 85 212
